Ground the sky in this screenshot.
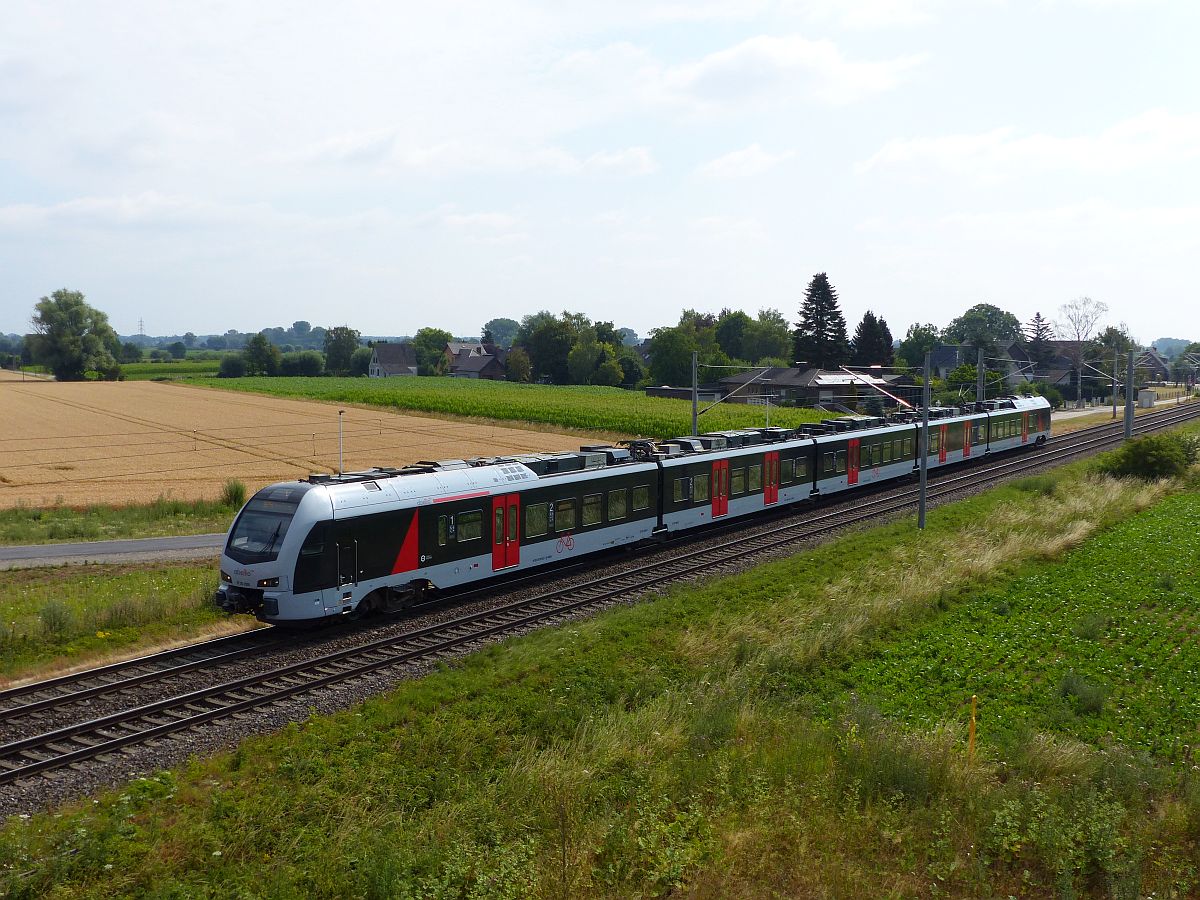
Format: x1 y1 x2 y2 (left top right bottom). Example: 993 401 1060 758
1 0 1197 344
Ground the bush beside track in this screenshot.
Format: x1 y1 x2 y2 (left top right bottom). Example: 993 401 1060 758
3 426 1199 896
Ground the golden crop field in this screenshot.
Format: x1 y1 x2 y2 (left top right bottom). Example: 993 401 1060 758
0 379 580 507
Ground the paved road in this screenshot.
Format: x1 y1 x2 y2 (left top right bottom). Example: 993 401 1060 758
0 533 225 569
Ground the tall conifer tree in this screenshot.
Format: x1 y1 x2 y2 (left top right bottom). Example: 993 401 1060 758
851 310 894 366
1025 311 1055 366
793 273 851 369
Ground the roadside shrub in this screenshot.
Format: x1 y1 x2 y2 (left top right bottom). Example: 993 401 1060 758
280 350 325 377
218 354 247 378
220 479 247 508
1095 433 1194 480
39 599 73 638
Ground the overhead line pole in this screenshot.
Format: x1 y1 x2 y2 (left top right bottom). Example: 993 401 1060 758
918 351 931 530
1112 349 1118 420
977 348 985 403
1124 351 1135 439
691 351 699 436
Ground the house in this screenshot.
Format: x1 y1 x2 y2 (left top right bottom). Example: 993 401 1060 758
718 367 920 410
1135 348 1172 382
368 342 418 377
443 341 508 380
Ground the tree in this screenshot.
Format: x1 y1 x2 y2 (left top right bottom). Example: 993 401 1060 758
182 331 196 348
616 327 639 347
119 342 143 363
1024 312 1055 367
793 273 851 370
505 347 532 382
291 320 311 338
411 327 453 375
323 325 362 375
279 350 325 377
567 334 604 384
516 312 578 384
350 346 372 377
715 309 752 361
742 309 792 364
482 318 519 348
206 335 228 350
943 303 1022 356
244 333 281 376
1055 296 1109 405
648 327 696 386
168 341 187 360
28 289 121 380
896 323 940 369
593 356 624 386
219 354 247 378
851 310 894 367
616 347 645 387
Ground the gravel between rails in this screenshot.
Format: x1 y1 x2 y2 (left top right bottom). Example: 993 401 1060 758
0 417 1188 817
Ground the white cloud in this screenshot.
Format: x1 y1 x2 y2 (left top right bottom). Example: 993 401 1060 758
860 110 1200 178
789 0 945 28
664 35 926 108
697 143 795 177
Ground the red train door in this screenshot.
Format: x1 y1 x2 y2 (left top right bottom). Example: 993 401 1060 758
764 451 779 504
1021 413 1029 444
491 494 520 570
847 439 860 485
938 425 948 463
963 422 972 458
711 460 729 517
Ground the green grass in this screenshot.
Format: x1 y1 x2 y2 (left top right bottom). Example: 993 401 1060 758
3 452 1197 895
0 561 235 681
0 496 237 545
120 359 221 380
191 375 829 438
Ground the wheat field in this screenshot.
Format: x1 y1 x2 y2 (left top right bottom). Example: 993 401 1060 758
0 379 580 507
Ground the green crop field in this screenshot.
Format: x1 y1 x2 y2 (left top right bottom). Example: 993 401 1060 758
192 376 829 438
121 359 222 380
810 489 1200 760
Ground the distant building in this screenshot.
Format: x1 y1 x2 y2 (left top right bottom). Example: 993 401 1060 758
443 341 508 380
718 367 919 410
1135 348 1172 382
368 342 418 377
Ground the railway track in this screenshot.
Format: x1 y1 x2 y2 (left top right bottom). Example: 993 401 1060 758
1 400 1196 787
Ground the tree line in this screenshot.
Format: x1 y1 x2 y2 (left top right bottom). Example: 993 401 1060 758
14 287 1200 390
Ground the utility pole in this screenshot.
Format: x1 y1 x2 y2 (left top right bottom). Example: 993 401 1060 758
1124 351 1135 439
976 348 986 403
338 409 345 474
919 351 931 530
1111 349 1118 419
691 351 699 436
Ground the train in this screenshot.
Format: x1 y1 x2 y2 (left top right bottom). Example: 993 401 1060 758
214 395 1051 624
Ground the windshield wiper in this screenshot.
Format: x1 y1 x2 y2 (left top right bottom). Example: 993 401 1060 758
264 520 283 555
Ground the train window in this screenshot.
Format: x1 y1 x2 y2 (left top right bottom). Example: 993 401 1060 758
836 451 847 474
780 459 793 483
903 437 913 457
508 505 517 541
823 452 835 474
795 457 809 479
693 473 710 502
881 442 892 463
748 464 761 492
861 444 873 468
632 485 650 511
930 431 940 454
673 477 688 503
494 508 504 544
525 503 549 538
608 490 627 520
438 515 449 547
582 494 602 526
731 468 745 495
555 499 577 532
457 510 483 542
892 439 903 460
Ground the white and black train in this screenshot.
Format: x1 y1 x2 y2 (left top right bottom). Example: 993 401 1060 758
215 395 1051 624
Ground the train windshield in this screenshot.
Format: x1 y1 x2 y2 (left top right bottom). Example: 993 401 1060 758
225 485 307 564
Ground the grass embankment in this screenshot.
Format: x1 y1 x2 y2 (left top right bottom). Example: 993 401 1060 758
193 376 828 439
0 497 237 546
0 561 247 684
4 446 1198 896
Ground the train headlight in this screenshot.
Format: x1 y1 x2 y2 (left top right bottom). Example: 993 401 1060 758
257 577 280 588
221 570 232 583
